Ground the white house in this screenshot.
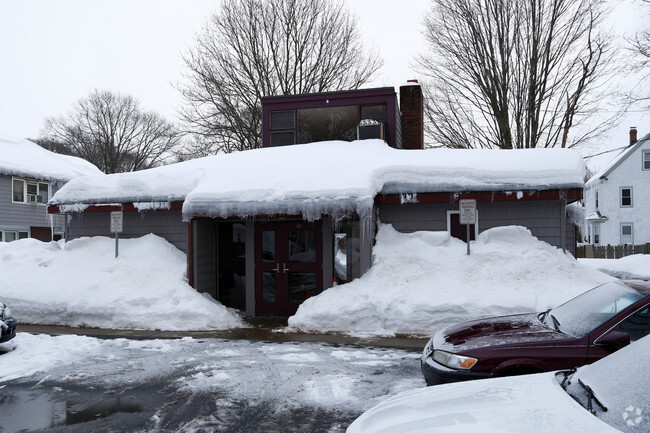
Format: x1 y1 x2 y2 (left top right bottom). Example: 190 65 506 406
585 128 650 246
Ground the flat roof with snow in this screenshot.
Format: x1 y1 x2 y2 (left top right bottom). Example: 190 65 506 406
51 140 585 220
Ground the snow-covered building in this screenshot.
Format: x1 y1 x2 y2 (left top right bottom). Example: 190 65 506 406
48 84 585 317
0 136 102 242
584 128 650 247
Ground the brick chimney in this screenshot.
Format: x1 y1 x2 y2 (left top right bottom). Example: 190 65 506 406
630 127 637 146
400 80 424 149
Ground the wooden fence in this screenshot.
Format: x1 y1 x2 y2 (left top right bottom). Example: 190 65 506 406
577 244 650 259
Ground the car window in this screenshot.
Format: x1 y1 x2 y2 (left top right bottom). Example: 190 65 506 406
550 282 643 337
617 306 650 342
564 334 650 432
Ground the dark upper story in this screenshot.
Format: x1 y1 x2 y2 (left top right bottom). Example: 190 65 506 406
261 82 424 149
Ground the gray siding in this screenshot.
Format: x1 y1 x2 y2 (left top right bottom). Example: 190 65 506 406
0 174 66 236
67 209 189 253
377 200 573 252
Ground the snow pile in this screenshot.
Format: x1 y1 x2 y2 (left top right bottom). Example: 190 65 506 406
51 140 585 221
0 135 102 181
579 255 650 280
0 235 242 330
289 225 614 336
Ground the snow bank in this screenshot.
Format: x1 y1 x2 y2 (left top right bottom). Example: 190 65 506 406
0 135 102 181
0 235 242 330
579 255 650 280
288 225 614 336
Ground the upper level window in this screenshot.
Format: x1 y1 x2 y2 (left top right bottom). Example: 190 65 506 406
270 110 295 147
643 150 650 170
12 178 50 204
595 190 599 209
298 105 357 144
620 187 633 207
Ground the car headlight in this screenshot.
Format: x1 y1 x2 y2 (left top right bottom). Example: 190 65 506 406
432 350 478 370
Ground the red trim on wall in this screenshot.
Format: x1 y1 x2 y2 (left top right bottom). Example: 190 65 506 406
374 189 583 205
48 201 184 214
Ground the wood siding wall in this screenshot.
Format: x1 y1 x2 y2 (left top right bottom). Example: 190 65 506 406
67 210 188 253
377 200 575 254
193 219 216 298
0 174 66 236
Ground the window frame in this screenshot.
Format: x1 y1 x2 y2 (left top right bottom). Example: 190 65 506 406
643 150 650 171
0 230 29 242
620 223 633 245
620 187 633 208
11 177 50 204
593 224 600 245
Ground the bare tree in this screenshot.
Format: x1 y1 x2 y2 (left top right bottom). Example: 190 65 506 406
178 0 383 154
43 90 181 173
418 0 619 149
628 0 650 106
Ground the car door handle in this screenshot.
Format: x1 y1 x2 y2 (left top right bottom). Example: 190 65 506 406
272 263 280 272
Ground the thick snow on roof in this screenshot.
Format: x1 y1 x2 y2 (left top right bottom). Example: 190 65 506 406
586 132 650 186
0 135 102 182
52 140 585 219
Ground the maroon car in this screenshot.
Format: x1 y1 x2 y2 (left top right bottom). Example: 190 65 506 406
421 280 650 386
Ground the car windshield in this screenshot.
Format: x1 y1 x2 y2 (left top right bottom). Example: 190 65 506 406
545 281 643 337
561 334 650 432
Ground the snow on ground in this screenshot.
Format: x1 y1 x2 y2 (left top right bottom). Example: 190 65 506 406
579 255 650 280
0 332 421 417
0 234 242 331
289 225 615 336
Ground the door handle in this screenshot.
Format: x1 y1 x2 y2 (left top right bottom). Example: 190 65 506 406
272 263 280 272
283 263 289 273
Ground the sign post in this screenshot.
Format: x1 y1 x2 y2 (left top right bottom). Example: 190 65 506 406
459 199 476 256
110 211 123 258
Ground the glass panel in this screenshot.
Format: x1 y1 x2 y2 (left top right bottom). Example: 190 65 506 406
38 183 49 203
361 105 387 123
5 232 16 242
621 188 632 206
12 179 24 202
270 110 294 129
261 230 275 262
270 131 295 147
27 182 37 195
288 230 316 262
298 105 357 144
644 151 650 170
621 225 632 244
333 220 361 284
217 222 246 311
618 306 650 341
262 271 276 303
18 232 28 239
288 272 316 303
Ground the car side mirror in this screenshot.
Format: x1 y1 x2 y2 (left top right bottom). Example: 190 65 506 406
597 331 630 351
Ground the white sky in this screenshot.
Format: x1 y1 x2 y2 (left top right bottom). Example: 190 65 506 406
0 0 647 171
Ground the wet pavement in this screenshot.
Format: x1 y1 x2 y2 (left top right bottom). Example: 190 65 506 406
17 317 430 349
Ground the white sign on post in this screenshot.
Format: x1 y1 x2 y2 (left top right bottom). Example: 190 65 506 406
459 199 476 255
459 199 477 225
110 211 123 258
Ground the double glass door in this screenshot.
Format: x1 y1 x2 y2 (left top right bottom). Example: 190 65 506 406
255 221 322 315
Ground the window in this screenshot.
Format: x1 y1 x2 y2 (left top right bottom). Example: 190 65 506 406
297 105 357 143
595 190 599 209
620 187 632 207
0 230 29 242
621 224 633 244
617 306 650 342
12 178 50 204
360 105 387 123
593 224 600 245
270 110 295 147
643 150 650 170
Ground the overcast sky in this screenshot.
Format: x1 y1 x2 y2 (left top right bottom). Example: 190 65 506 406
0 0 647 170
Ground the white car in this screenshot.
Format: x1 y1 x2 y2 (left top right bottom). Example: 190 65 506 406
347 334 650 433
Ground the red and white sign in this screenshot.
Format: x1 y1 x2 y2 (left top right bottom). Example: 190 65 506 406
110 211 123 233
459 199 476 225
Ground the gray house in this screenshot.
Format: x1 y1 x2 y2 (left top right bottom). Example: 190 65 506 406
0 136 102 242
49 84 584 317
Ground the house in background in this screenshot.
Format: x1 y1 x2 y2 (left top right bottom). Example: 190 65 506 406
584 128 650 247
0 136 102 242
48 82 584 317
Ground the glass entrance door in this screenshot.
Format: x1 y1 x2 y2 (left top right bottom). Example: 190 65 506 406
255 221 322 316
